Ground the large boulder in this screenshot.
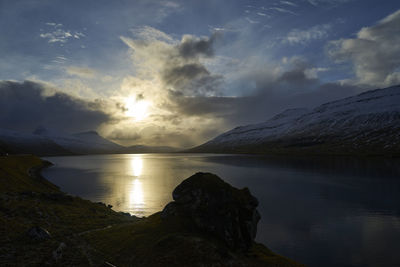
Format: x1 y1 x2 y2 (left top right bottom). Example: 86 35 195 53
162 172 260 251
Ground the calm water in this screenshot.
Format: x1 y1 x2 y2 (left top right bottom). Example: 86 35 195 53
42 153 400 267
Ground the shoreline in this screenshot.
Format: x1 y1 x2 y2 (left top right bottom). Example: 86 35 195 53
0 154 305 266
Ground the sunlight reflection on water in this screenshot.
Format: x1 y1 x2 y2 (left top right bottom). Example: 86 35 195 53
43 154 400 267
128 156 145 213
129 179 144 208
130 156 143 177
93 154 183 216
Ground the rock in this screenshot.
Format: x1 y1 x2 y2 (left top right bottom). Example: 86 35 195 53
161 172 260 251
27 226 51 241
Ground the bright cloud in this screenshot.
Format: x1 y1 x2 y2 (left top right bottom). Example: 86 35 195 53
105 27 228 147
328 9 400 87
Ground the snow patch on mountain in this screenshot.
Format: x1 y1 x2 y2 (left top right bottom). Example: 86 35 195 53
195 85 400 154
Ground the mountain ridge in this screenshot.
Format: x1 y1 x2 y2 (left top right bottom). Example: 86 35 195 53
189 85 400 156
0 127 179 156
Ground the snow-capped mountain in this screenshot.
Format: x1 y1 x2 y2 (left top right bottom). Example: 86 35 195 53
190 85 400 156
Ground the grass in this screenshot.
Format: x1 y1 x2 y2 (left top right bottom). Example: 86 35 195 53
84 212 305 266
0 155 135 266
0 154 306 266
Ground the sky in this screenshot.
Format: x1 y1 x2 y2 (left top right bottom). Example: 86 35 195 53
1 0 400 148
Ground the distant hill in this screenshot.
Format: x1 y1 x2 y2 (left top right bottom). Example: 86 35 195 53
0 128 72 156
33 127 125 154
189 85 400 156
126 145 179 153
0 127 180 156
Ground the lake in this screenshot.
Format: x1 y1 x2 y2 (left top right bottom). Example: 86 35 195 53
42 153 400 267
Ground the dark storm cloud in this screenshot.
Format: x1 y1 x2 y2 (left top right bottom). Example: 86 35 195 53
160 33 223 97
238 68 359 125
166 95 238 117
275 68 318 89
122 29 223 97
172 62 359 128
164 63 209 84
0 80 111 133
163 53 351 127
163 63 223 96
177 33 218 59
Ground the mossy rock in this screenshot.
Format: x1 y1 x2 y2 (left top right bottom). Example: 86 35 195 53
162 172 260 251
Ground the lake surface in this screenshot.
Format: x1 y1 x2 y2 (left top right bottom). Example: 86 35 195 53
43 153 400 267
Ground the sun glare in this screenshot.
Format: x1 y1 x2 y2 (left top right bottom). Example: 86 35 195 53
131 156 143 177
129 178 144 206
129 156 144 208
125 97 149 121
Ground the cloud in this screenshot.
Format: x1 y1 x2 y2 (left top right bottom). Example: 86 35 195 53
245 17 260 24
328 9 400 87
280 1 298 7
103 114 225 148
161 1 180 9
162 63 223 96
115 27 361 148
266 7 297 15
107 128 141 142
121 27 223 97
157 1 182 21
304 67 329 79
284 23 332 44
165 96 238 117
0 80 111 133
130 26 174 43
177 34 217 58
40 23 85 44
167 56 359 128
52 56 68 64
66 66 97 79
306 0 354 6
45 22 63 28
113 27 231 146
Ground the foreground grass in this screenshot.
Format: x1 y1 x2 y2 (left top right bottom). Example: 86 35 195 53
85 212 304 267
0 155 135 266
0 155 305 266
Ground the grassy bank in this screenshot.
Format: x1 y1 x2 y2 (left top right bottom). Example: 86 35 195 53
0 155 305 266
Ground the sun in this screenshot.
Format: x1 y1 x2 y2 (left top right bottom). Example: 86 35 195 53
124 96 149 121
